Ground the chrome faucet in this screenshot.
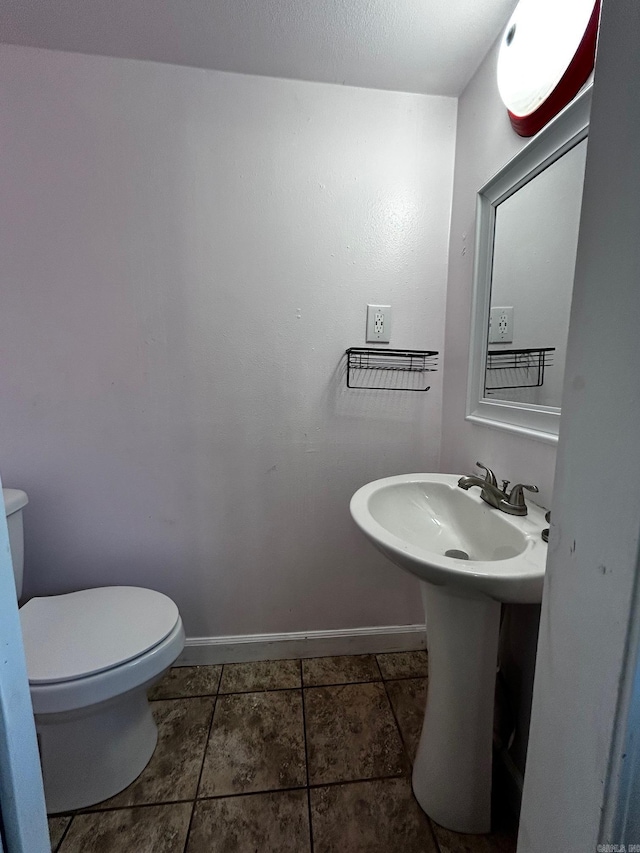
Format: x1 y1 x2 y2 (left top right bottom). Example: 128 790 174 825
458 462 538 516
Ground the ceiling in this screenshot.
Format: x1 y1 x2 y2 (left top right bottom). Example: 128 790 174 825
0 0 518 96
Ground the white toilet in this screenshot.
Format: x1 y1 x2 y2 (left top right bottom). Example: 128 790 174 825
3 488 185 814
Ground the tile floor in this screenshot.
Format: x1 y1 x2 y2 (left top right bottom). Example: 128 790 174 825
48 651 517 853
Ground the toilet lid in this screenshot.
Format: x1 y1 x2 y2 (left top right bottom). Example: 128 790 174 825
19 586 180 684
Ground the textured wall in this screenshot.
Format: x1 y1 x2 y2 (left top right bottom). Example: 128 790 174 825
0 45 457 639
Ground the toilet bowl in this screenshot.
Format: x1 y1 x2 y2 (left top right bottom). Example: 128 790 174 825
3 488 185 813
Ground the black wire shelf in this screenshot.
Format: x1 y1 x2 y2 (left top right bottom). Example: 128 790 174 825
346 347 438 391
485 347 555 394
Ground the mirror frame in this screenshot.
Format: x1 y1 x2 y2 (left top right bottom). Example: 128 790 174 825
466 86 591 445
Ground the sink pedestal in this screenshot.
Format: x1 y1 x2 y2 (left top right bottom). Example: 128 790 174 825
350 473 548 832
412 582 501 834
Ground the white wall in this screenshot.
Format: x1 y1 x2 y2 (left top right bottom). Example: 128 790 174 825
0 45 457 640
440 35 558 505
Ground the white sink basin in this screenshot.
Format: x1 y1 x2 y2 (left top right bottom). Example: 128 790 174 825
350 472 547 604
350 472 549 834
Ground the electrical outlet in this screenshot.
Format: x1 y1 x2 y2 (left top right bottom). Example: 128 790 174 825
489 306 514 343
366 304 392 343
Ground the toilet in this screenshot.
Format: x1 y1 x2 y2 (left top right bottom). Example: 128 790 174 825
3 488 185 814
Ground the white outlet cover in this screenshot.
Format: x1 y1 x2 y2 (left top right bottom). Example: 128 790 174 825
489 306 514 344
366 304 392 343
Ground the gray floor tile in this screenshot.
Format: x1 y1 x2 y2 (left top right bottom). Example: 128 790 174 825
149 665 222 700
50 653 518 853
431 822 517 853
385 677 428 762
218 659 301 693
376 651 429 680
187 790 311 853
310 777 437 853
58 803 192 853
198 690 306 797
304 682 407 785
302 654 380 686
93 697 214 808
49 815 72 851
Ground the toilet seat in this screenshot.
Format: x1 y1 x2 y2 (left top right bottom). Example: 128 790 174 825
20 587 185 715
20 586 179 683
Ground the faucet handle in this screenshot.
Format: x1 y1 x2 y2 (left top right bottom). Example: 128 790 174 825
508 483 539 507
475 462 497 487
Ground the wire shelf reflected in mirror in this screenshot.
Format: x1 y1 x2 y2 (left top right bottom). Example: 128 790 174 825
485 346 555 395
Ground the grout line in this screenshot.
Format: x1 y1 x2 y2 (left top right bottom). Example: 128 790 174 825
78 798 197 815
190 773 412 800
380 678 414 769
182 801 197 852
190 772 410 799
53 814 74 852
374 654 385 681
195 784 308 802
427 816 443 853
299 676 382 689
150 692 218 702
77 773 411 815
306 788 314 853
378 670 430 682
299 660 314 853
151 674 425 702
216 673 425 694
217 662 227 695
380 672 429 682
217 683 302 696
153 684 309 700
182 693 218 852
84 790 327 813
159 655 428 696
307 772 409 790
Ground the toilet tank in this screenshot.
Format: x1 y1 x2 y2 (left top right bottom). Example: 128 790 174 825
3 488 28 599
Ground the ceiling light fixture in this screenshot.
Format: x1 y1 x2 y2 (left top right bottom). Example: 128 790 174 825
497 0 600 137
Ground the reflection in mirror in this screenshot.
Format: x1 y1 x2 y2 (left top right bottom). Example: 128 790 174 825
486 139 587 407
466 87 591 444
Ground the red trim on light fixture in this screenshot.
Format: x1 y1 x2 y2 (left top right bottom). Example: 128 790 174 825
508 0 601 137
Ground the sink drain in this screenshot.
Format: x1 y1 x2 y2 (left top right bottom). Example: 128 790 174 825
444 549 469 560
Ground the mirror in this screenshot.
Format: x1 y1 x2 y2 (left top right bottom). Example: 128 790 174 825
466 87 591 444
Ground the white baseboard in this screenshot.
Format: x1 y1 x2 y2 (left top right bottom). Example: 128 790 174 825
176 624 427 666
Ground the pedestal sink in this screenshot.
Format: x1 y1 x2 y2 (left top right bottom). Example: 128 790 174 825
350 473 548 834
